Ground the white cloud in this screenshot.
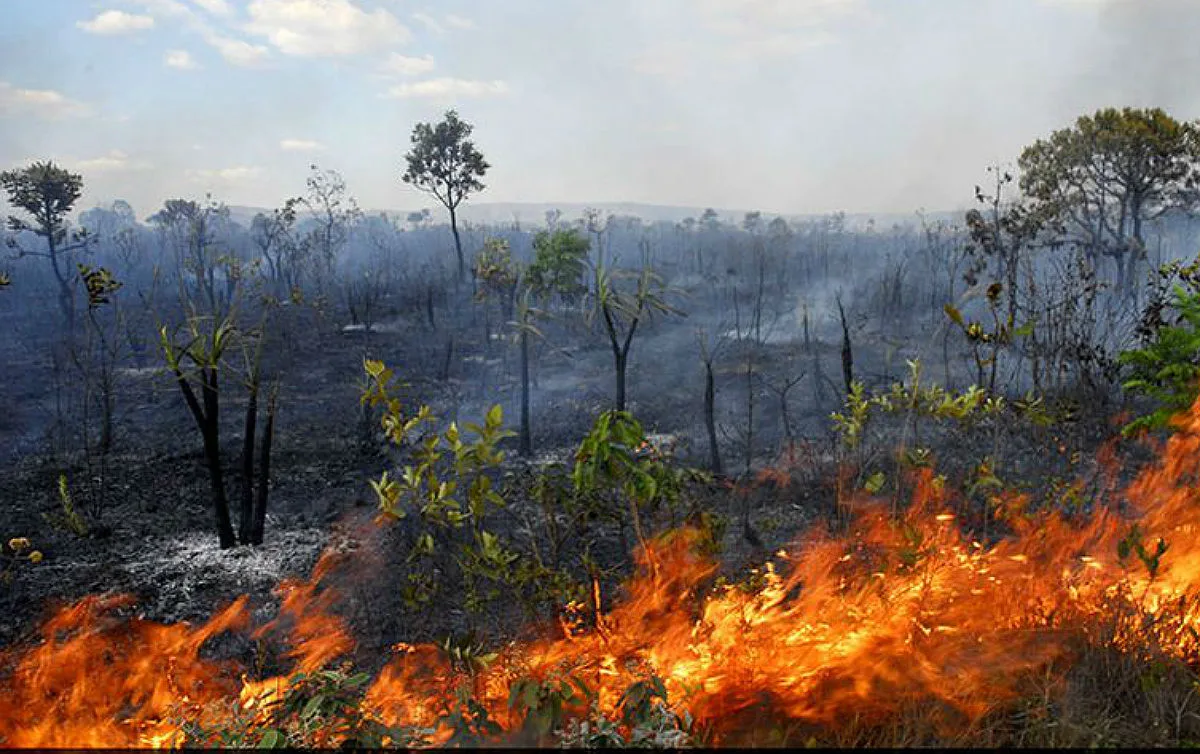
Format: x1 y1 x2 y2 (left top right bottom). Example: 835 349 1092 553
246 0 410 57
187 166 264 182
444 14 475 30
411 11 443 34
412 11 474 34
121 1 269 68
190 0 233 15
77 9 156 35
164 49 200 69
123 0 192 18
385 77 508 99
0 82 91 120
380 52 435 77
280 138 325 151
74 150 152 173
207 35 271 66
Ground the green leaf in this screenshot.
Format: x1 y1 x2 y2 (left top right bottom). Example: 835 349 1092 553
258 729 286 748
301 694 325 720
864 471 886 494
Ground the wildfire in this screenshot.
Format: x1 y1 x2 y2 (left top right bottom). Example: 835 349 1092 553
6 400 1200 747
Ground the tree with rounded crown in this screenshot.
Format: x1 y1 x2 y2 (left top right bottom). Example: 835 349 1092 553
1019 107 1200 298
1 161 90 334
402 110 490 282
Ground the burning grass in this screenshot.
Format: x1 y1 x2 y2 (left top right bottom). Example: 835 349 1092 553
7 398 1200 747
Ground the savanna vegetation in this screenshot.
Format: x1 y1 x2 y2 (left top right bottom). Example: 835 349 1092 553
5 107 1200 747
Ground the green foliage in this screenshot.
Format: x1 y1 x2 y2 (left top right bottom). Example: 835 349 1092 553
181 665 431 748
43 474 88 538
160 313 238 374
440 685 503 747
363 359 580 615
402 109 490 212
473 237 518 300
832 360 992 451
77 264 121 309
1020 107 1200 253
436 630 499 676
589 262 682 330
1118 524 1170 580
573 411 685 517
527 227 589 304
831 381 873 450
0 161 84 241
508 672 592 743
1119 287 1200 434
944 287 1021 391
364 375 510 530
572 674 696 748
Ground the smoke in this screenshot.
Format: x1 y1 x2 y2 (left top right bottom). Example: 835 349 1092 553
1088 0 1200 112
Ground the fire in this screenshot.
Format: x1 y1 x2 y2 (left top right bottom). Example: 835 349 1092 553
7 399 1200 746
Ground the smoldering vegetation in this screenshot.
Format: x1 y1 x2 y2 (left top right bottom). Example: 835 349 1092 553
6 107 1200 747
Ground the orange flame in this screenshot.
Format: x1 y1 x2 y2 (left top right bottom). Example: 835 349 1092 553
7 398 1200 746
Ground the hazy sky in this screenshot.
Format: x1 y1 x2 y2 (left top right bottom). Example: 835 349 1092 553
2 0 1199 219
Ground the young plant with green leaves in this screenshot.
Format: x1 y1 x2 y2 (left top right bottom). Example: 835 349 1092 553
527 227 589 308
572 410 690 559
1119 287 1200 435
180 666 431 748
364 359 574 616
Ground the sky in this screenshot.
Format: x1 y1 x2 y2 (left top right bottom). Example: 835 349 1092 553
2 0 1200 220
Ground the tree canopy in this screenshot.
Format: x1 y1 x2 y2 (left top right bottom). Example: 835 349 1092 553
1018 107 1200 293
402 110 489 280
1 161 83 246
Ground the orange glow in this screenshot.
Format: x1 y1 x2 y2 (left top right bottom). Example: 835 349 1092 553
7 397 1200 746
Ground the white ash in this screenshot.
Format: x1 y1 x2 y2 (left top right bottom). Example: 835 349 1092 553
117 524 329 611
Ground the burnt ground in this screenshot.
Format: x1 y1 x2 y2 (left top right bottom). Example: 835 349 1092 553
0 299 1149 680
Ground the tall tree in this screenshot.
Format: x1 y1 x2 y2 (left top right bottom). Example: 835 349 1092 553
402 110 490 282
1 161 89 333
1019 107 1200 297
301 165 360 294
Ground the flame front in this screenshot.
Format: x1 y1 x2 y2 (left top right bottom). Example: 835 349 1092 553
7 400 1200 746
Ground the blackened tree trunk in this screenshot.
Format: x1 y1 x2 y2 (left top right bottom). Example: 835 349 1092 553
837 294 854 396
704 361 721 475
238 379 259 545
449 205 465 282
251 386 277 546
614 351 627 412
171 363 236 548
519 327 532 457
